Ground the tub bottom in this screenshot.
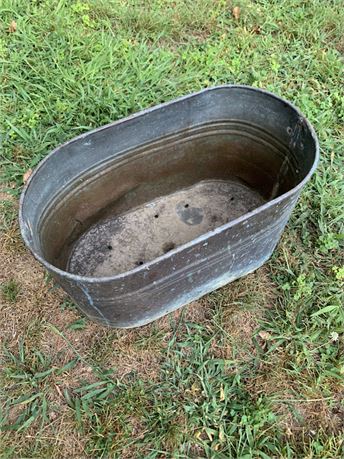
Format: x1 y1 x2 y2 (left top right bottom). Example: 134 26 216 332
68 179 265 277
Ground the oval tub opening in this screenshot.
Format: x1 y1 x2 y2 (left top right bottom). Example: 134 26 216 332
22 88 316 279
36 121 315 277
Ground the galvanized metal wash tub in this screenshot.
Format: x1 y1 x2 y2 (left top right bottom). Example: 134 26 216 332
19 86 319 328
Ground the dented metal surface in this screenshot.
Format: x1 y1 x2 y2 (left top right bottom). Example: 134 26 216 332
19 86 319 328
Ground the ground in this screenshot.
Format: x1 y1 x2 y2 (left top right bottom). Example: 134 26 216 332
0 0 343 458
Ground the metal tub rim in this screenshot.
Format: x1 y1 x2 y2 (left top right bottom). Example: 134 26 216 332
19 84 320 284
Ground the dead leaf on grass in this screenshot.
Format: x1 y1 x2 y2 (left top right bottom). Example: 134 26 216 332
23 168 32 184
49 411 57 421
232 6 240 20
9 20 17 33
54 384 63 398
258 331 272 341
220 384 225 401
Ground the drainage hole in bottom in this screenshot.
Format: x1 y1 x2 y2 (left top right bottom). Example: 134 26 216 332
107 245 113 250
163 242 175 254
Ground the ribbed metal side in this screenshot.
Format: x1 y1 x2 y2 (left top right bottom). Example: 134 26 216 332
19 86 319 328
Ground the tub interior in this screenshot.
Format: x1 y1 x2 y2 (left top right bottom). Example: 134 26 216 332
68 179 265 276
37 122 302 277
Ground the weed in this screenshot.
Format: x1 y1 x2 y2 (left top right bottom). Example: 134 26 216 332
0 340 79 432
1 279 20 303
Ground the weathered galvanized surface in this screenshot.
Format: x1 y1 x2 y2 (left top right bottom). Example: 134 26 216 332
19 85 319 328
68 179 265 277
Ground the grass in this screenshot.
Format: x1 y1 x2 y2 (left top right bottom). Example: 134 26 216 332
1 279 21 303
0 0 343 457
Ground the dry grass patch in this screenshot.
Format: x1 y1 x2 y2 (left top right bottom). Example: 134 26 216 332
81 299 212 381
209 265 278 361
245 344 344 441
1 412 86 459
0 232 77 345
